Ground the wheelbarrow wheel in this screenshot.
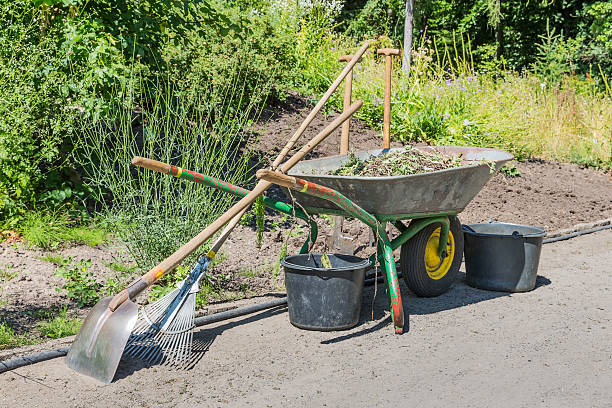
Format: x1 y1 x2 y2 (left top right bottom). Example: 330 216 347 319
400 216 464 297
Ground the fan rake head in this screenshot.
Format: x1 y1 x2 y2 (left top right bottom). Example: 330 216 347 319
124 257 209 366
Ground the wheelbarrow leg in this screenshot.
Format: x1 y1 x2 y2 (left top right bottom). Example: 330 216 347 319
378 238 404 333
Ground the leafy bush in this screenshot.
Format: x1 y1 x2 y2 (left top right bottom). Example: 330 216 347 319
0 0 296 228
295 25 611 168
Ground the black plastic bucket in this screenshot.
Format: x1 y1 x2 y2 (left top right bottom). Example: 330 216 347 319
281 254 369 331
463 223 546 292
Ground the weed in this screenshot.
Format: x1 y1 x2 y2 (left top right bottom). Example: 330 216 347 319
39 255 69 265
239 267 260 278
0 264 18 282
0 321 31 349
271 214 291 230
103 261 139 275
20 212 108 249
54 258 101 307
331 149 463 177
212 252 228 267
319 214 335 228
272 241 288 288
239 211 254 227
38 306 82 339
500 164 522 177
255 196 265 249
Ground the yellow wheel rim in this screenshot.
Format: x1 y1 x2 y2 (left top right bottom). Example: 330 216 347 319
424 227 455 280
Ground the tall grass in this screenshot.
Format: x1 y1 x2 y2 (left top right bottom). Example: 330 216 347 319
75 69 268 269
297 32 612 168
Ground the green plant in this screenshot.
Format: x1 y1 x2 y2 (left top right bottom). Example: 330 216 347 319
255 196 265 249
0 264 18 282
272 240 288 288
77 70 266 271
54 257 101 307
500 164 521 177
20 212 108 249
38 306 82 339
0 321 31 349
39 255 69 265
239 266 261 278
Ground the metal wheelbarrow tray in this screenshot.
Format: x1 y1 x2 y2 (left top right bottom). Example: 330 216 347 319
286 146 513 218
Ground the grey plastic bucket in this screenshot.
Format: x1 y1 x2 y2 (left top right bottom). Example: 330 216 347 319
281 254 369 331
463 223 546 292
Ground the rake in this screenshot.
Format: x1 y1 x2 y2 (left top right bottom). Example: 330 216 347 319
123 214 239 366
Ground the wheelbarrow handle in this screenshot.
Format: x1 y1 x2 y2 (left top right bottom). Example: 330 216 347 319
131 157 172 175
110 100 364 311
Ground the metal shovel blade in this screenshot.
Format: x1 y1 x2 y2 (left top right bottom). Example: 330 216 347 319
66 296 138 384
328 216 355 255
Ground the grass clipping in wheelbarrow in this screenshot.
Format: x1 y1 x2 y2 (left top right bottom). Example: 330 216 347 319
330 148 463 177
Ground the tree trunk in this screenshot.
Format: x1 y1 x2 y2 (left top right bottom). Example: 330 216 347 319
495 19 503 59
402 0 414 77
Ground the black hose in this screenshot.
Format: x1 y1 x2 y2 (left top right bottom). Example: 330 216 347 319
0 347 69 374
543 224 612 244
1 221 610 374
192 297 288 327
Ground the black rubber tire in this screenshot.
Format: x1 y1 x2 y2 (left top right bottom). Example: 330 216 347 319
400 216 464 297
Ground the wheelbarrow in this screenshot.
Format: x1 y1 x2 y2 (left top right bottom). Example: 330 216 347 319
136 145 513 333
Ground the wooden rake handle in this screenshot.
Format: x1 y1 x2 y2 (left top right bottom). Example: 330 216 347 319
109 100 363 311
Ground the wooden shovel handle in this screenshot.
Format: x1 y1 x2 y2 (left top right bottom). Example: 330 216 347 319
109 100 363 311
271 41 370 170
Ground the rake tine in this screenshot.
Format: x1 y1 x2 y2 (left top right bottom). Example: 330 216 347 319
176 299 193 364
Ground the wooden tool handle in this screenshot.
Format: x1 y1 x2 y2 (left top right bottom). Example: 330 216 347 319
376 48 400 56
256 169 300 189
110 100 363 311
339 55 358 155
278 101 362 172
339 54 362 63
378 49 400 150
131 156 172 174
271 41 370 170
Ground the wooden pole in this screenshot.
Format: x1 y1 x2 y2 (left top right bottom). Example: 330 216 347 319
338 54 360 154
377 48 400 149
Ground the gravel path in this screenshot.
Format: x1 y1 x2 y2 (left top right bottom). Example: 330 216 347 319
1 229 610 408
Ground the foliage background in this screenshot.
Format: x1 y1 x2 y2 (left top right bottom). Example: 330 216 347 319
1 0 610 233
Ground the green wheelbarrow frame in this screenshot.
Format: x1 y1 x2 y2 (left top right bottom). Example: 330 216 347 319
163 163 456 334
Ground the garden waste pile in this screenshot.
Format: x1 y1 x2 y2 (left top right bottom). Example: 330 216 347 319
330 148 464 177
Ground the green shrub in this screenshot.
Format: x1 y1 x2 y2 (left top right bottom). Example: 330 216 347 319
76 71 266 269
